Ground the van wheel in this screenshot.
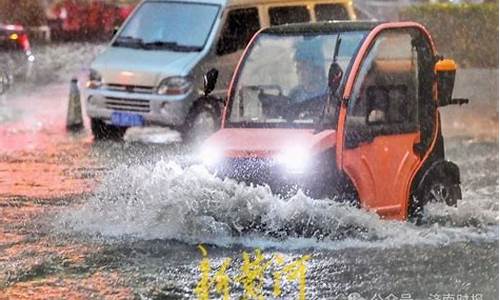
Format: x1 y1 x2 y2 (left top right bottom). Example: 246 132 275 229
91 118 126 140
183 101 220 146
410 175 462 221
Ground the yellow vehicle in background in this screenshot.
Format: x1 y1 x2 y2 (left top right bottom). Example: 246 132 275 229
211 0 357 101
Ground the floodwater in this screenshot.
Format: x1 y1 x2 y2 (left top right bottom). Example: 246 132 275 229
0 46 498 299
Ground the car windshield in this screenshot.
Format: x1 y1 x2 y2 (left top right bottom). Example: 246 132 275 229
227 31 367 127
114 1 220 52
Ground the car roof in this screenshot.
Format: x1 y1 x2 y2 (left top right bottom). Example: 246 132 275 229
0 24 25 32
142 0 352 8
262 21 381 34
226 0 352 7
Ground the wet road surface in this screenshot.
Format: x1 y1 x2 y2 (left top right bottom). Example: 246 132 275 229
0 81 498 299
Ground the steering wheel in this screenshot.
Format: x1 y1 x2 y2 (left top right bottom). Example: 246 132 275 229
284 94 326 122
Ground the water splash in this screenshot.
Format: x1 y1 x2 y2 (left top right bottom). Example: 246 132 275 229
58 158 498 250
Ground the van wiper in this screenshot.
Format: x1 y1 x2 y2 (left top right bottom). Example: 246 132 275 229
142 40 203 52
113 36 144 48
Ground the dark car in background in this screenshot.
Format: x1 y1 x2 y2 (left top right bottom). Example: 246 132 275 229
0 23 35 84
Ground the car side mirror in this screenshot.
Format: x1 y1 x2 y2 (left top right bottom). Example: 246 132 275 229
435 59 457 107
112 26 119 37
203 68 218 96
328 62 343 93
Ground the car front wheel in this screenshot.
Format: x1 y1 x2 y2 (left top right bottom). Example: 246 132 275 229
91 118 126 140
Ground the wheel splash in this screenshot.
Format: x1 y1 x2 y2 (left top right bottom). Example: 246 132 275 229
57 156 498 250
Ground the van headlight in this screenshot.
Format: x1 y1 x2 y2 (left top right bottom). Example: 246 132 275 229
275 146 311 174
157 76 192 95
86 69 102 89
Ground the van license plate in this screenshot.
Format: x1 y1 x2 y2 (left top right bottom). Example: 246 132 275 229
111 112 145 127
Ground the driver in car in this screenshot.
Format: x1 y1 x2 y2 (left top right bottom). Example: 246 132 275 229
288 39 327 104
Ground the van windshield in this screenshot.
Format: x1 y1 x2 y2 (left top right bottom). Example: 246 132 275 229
227 31 367 128
114 2 220 52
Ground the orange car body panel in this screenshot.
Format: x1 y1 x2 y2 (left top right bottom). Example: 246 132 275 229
204 128 336 158
342 133 422 219
338 22 439 220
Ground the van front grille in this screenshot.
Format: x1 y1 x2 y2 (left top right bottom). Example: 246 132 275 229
105 84 154 94
104 97 150 113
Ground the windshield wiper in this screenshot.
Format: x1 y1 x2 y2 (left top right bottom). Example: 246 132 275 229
315 35 343 133
113 37 202 52
142 40 203 52
113 36 144 48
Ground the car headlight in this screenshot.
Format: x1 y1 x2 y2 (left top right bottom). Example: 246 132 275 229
275 146 311 174
199 145 222 167
157 76 192 95
86 69 102 89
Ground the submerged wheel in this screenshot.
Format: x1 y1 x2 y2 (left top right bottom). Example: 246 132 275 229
423 182 461 207
410 173 462 220
91 118 126 140
183 101 220 146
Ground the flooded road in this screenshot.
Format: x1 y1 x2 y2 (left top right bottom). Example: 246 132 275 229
0 77 498 299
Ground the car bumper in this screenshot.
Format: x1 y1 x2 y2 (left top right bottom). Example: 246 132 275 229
84 88 194 127
213 156 334 198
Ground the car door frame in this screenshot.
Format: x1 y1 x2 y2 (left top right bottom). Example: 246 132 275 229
336 22 440 220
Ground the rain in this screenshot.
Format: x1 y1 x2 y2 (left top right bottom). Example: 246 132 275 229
0 0 498 299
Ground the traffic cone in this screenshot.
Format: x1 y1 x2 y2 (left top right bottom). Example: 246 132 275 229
66 78 84 131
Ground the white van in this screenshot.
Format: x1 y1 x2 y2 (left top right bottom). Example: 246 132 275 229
85 0 356 141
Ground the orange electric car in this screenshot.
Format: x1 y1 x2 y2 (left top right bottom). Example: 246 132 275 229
199 21 468 221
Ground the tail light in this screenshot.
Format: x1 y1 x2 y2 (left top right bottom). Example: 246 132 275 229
19 33 30 51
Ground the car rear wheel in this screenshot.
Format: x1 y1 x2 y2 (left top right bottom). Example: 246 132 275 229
423 182 460 207
410 175 462 222
91 118 126 140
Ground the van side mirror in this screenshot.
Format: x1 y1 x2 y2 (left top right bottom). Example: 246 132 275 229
112 26 119 37
203 68 218 96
